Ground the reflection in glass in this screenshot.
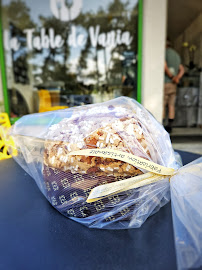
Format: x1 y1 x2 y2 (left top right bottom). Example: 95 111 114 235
1 0 138 116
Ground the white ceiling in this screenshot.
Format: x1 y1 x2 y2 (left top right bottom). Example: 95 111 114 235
167 0 202 40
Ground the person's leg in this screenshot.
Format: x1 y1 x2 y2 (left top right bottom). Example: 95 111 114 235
166 84 177 133
163 84 169 120
168 102 175 119
168 85 177 119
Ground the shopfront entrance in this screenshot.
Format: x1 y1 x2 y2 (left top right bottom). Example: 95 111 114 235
0 0 142 121
166 0 202 129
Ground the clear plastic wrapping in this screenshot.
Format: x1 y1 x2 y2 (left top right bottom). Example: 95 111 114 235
171 158 202 270
9 97 202 269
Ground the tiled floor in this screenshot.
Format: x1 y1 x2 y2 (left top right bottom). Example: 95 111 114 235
172 142 202 155
171 127 202 155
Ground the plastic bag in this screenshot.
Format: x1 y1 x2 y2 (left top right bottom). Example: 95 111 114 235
9 96 202 269
171 158 202 270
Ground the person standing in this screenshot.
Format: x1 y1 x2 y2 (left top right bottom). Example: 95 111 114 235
163 39 184 133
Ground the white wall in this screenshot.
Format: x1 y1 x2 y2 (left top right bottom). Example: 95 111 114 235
141 0 167 122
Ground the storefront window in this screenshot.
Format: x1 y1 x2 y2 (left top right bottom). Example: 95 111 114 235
1 0 139 116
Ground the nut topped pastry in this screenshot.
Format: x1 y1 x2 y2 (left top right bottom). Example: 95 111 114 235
44 114 150 177
11 96 177 229
42 99 175 225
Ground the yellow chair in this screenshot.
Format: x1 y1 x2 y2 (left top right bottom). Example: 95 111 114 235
0 113 17 160
38 90 68 113
0 112 10 127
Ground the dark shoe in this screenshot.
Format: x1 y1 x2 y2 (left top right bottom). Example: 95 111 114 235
165 126 172 133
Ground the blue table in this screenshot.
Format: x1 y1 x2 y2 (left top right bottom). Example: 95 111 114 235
0 150 201 270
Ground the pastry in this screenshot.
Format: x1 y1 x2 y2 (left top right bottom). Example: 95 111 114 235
44 115 150 177
43 102 162 224
11 97 174 228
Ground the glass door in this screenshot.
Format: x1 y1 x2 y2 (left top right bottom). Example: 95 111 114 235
0 0 142 121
